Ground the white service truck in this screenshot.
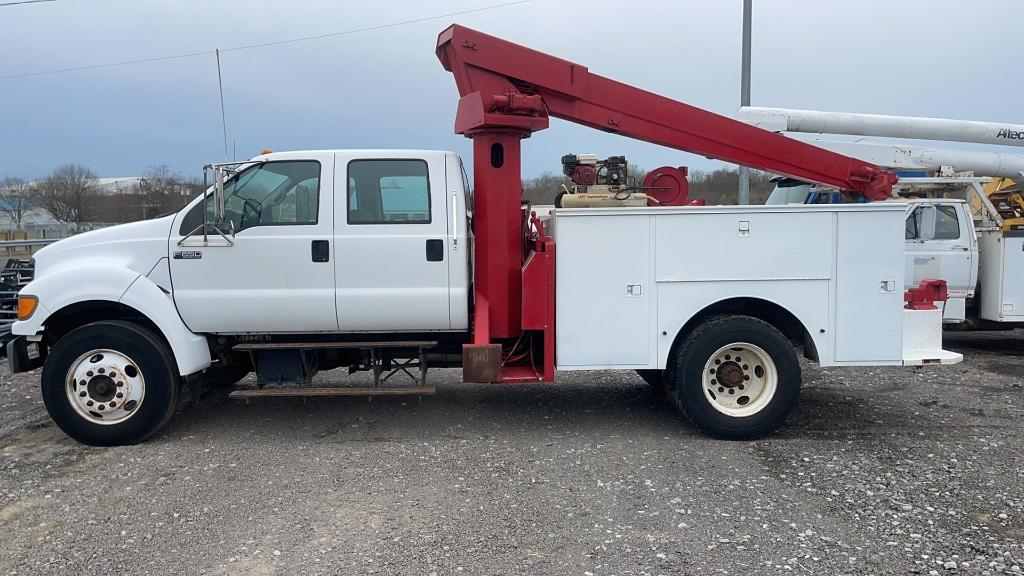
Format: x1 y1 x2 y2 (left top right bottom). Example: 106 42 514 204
5 25 963 446
9 149 959 446
900 181 1024 328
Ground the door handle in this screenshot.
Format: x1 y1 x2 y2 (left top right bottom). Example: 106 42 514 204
426 239 444 262
311 240 329 263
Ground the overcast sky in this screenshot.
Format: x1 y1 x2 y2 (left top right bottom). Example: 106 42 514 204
1 0 1021 181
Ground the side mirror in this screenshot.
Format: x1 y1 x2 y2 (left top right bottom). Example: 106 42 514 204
213 166 227 224
918 205 937 241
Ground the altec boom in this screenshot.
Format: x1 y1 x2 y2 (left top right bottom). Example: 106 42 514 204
436 24 898 383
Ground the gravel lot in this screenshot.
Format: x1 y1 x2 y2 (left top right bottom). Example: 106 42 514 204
1 332 1023 576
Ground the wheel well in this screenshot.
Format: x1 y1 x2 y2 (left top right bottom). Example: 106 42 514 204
44 300 166 349
670 298 819 363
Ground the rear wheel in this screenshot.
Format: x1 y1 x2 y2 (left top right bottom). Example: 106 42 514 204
41 321 180 446
669 315 800 439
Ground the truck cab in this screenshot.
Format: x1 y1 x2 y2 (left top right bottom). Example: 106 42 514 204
9 150 474 445
169 150 470 334
903 199 978 322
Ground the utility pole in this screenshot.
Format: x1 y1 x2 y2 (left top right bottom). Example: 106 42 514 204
737 0 752 204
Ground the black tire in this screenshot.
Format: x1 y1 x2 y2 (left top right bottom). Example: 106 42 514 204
636 369 666 396
668 315 800 440
41 321 180 446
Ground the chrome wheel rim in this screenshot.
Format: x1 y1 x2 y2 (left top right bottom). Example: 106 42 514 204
65 349 145 425
701 342 777 418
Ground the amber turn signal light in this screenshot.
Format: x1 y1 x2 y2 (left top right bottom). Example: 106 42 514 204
17 295 38 320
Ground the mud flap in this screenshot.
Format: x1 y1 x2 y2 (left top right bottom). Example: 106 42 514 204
7 336 43 373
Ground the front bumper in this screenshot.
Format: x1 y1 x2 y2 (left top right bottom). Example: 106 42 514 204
7 336 44 373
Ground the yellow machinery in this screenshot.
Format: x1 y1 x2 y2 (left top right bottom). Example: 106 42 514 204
985 178 1024 231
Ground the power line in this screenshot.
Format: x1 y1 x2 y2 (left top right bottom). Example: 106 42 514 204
0 0 531 80
220 0 530 53
0 0 58 6
0 50 212 80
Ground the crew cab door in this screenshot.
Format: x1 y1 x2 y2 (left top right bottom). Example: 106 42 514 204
169 157 338 333
905 202 976 308
333 152 452 331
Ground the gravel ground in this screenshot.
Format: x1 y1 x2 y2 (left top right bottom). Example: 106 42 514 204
1 332 1023 576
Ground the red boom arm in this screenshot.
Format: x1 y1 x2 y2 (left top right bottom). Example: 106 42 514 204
436 25 897 199
435 24 897 384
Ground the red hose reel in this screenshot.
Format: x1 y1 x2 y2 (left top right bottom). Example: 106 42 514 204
643 166 704 206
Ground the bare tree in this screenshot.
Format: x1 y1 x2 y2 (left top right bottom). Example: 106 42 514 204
141 165 192 216
34 164 98 224
0 176 34 229
688 167 774 205
522 171 570 205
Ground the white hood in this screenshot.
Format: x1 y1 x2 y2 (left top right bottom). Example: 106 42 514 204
33 215 175 279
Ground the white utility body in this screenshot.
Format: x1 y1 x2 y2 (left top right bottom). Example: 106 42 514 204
9 150 959 446
552 203 959 369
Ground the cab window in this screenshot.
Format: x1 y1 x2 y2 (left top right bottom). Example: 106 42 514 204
179 161 320 235
905 205 961 241
934 205 960 240
347 159 430 224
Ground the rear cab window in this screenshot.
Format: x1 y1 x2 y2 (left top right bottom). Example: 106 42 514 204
347 159 430 224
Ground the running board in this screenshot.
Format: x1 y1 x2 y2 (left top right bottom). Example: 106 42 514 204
229 386 435 399
233 340 437 351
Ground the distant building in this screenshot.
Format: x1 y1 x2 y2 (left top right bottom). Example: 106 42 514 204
95 177 146 195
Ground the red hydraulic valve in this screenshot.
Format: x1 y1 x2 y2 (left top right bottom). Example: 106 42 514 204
904 279 948 310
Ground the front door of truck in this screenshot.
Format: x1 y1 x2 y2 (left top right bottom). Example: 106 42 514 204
905 203 975 299
169 158 338 333
333 153 452 331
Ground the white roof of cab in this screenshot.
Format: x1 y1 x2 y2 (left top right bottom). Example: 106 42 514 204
255 149 457 162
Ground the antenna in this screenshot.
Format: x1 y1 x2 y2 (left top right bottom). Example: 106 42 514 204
215 48 229 162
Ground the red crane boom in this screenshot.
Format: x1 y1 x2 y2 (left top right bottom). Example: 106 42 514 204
435 24 898 383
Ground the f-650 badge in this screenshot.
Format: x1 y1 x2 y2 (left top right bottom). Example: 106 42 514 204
173 250 203 260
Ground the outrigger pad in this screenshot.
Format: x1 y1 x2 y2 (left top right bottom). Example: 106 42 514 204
462 343 502 383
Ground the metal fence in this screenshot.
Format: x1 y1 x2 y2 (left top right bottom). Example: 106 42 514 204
0 239 53 347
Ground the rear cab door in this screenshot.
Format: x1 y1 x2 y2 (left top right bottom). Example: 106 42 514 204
333 151 455 331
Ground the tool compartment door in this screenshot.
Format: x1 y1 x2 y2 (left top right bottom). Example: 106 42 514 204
834 209 904 363
554 213 652 367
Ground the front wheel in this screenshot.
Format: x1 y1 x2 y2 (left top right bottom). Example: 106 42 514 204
41 321 180 446
669 315 800 440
